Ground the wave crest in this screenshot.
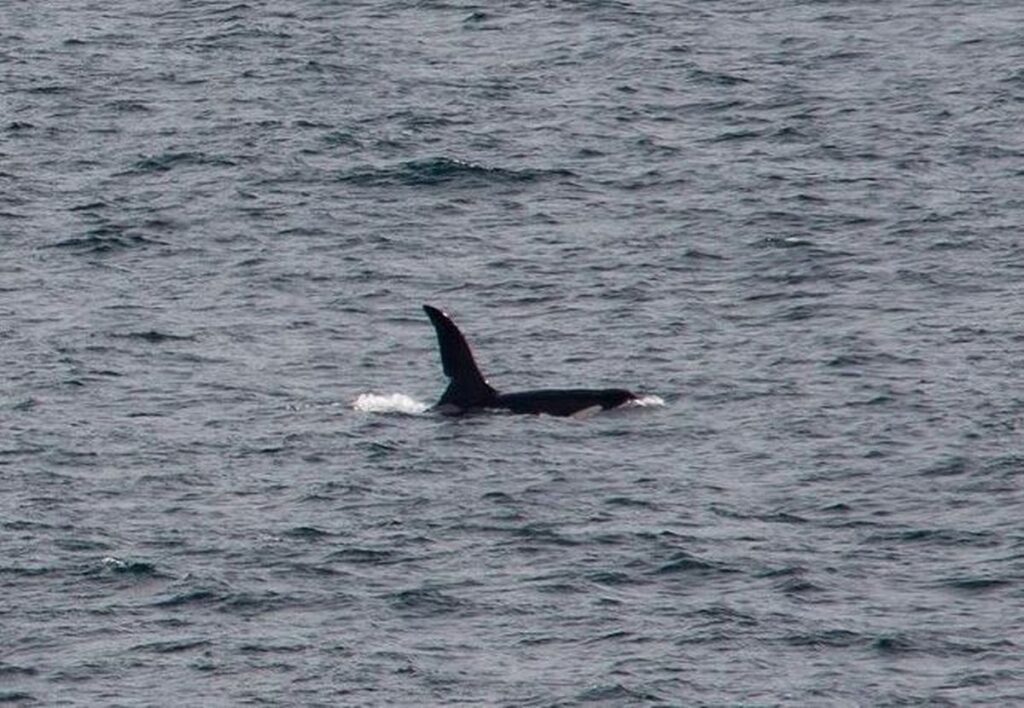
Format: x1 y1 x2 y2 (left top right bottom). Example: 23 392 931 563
352 393 429 415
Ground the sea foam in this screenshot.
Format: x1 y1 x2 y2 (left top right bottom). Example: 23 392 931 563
352 393 430 415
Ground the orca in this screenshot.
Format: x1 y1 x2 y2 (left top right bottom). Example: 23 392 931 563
423 304 638 416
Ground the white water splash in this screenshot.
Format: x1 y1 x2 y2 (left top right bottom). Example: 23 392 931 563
352 392 430 415
630 394 666 408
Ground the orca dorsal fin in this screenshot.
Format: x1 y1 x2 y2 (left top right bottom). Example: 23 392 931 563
423 305 498 409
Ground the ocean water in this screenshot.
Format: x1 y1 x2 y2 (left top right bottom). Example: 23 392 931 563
3 1 1023 705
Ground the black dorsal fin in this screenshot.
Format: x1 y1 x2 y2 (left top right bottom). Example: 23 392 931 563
423 305 498 409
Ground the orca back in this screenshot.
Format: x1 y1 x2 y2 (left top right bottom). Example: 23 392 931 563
495 389 635 417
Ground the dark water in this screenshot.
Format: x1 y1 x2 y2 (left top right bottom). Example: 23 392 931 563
3 1 1024 705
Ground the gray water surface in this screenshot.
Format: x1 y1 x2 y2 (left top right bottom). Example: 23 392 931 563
3 1 1023 705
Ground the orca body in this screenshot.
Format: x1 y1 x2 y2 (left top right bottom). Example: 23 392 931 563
423 305 637 417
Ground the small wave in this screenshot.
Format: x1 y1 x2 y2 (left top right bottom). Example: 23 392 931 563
387 587 469 615
329 547 397 565
352 393 429 415
133 638 212 654
0 692 37 703
576 684 665 704
337 156 574 188
653 551 723 575
45 229 166 254
126 151 237 174
112 330 195 344
101 556 159 576
152 588 222 608
283 526 332 541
